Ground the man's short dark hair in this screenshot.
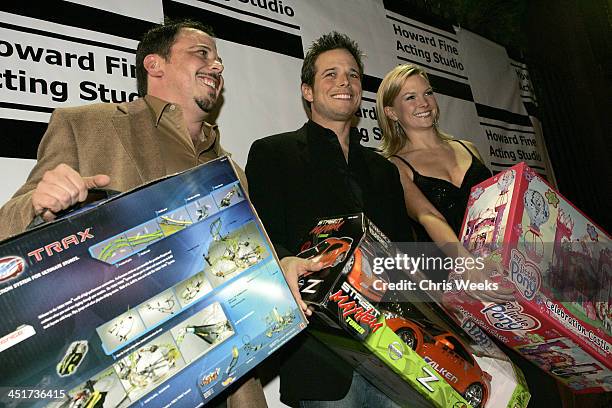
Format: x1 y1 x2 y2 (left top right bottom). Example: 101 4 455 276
136 18 214 96
300 32 364 89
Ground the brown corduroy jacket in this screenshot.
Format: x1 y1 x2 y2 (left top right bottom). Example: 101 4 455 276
0 98 247 240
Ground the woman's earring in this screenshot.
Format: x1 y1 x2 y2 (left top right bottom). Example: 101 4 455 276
395 120 402 136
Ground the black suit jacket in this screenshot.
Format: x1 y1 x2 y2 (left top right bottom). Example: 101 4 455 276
246 121 413 405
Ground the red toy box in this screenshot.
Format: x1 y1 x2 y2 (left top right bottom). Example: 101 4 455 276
445 162 611 393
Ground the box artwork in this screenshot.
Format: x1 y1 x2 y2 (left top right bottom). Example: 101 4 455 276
445 162 611 393
297 213 530 408
0 157 306 407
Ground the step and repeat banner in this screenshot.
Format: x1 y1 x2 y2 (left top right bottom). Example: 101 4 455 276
0 0 554 203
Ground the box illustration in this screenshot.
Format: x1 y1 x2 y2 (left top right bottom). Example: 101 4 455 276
0 157 306 407
297 213 529 408
446 161 611 393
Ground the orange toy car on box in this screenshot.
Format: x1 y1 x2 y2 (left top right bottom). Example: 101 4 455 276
386 315 492 408
346 248 387 303
298 237 353 272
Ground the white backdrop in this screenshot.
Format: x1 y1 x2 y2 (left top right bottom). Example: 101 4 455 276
0 0 553 207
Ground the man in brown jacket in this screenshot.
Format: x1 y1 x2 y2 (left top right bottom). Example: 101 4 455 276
0 19 238 239
0 19 265 408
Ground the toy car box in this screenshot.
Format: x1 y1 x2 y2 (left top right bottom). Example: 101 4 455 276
445 161 611 393
297 213 530 408
0 157 307 407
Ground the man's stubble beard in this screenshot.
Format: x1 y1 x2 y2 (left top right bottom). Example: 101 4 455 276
195 91 217 112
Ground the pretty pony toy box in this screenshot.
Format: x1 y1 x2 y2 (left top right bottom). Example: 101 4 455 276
0 157 306 407
445 161 611 394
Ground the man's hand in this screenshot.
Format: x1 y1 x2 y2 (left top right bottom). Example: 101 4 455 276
279 256 324 317
31 163 111 221
464 257 515 303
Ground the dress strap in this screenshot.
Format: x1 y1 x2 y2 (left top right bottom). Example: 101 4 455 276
390 154 419 175
453 139 477 159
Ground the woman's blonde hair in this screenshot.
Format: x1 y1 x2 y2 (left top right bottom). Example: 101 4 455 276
376 64 451 157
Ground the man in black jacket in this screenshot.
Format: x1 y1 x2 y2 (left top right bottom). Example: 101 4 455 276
246 32 413 407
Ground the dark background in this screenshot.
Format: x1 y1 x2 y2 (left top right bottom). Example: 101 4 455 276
399 0 612 232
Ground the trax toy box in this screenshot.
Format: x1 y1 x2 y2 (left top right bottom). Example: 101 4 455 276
445 161 611 393
0 157 306 407
297 214 530 408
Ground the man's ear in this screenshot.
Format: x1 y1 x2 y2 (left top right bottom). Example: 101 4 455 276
383 106 398 121
301 83 313 103
144 54 164 78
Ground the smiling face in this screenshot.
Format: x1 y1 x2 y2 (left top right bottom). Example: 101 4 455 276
302 48 362 128
154 28 224 114
385 74 438 134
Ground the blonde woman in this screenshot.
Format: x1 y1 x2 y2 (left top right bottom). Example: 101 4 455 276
376 64 512 302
